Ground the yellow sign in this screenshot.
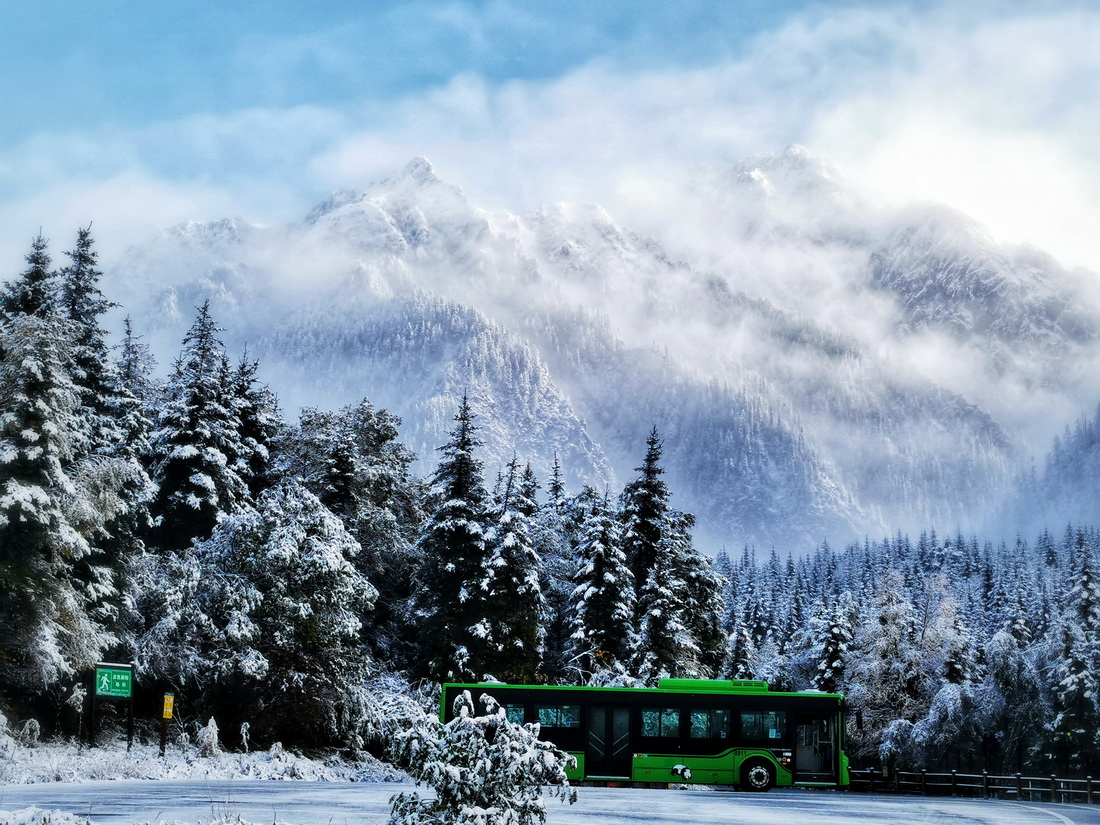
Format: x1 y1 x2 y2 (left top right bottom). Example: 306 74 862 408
163 693 175 719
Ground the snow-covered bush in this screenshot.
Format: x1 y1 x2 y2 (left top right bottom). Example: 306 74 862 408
389 690 576 825
0 808 93 825
17 720 40 748
196 718 220 757
343 674 436 757
0 709 16 758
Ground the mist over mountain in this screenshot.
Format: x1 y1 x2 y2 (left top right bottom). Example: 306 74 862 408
105 147 1100 552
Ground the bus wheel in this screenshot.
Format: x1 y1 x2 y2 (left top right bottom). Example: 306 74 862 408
740 758 775 792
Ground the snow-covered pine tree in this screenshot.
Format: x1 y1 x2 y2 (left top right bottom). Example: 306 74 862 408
109 318 159 652
146 301 249 552
529 457 576 682
129 545 215 696
565 491 634 680
633 529 693 683
722 624 755 680
228 352 280 499
56 226 118 456
116 316 159 419
0 236 109 691
389 689 576 825
57 228 152 647
414 394 492 681
980 615 1044 773
619 426 669 619
844 570 924 761
478 455 544 682
810 592 857 694
0 234 53 318
193 479 377 743
278 399 423 668
666 509 725 677
1042 531 1100 773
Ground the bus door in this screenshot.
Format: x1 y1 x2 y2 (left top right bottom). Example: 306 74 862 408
794 714 836 782
586 706 631 778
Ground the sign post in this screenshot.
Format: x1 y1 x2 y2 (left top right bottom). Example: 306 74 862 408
91 662 135 749
160 693 174 757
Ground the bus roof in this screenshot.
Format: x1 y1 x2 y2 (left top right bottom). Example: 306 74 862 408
441 678 843 700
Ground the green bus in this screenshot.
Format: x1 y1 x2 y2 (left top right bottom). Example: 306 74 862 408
441 678 849 792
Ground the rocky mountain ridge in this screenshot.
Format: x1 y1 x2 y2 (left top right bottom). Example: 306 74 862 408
104 148 1100 551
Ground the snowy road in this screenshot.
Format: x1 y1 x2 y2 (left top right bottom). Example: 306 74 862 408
2 780 1100 825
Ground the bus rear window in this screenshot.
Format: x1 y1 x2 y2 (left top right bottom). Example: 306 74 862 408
741 710 786 741
537 705 580 728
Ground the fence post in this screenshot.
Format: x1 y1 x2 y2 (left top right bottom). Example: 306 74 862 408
982 770 989 799
951 770 958 796
921 769 928 796
1016 772 1023 801
1051 774 1058 803
1087 776 1093 805
894 767 901 793
868 768 876 793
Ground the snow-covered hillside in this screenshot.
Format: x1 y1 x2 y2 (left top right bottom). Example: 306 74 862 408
104 148 1100 551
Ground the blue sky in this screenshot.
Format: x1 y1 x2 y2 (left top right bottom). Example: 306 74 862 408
1 0 1099 273
0 1 814 137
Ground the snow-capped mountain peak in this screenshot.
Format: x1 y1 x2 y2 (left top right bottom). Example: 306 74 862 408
103 149 1100 551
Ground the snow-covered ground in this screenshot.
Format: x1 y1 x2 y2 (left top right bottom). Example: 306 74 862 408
3 781 1100 825
2 739 1098 825
0 736 405 785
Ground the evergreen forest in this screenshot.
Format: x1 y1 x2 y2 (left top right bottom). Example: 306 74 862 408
1 230 1098 778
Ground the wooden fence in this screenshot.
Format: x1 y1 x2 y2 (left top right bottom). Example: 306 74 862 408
848 768 1098 804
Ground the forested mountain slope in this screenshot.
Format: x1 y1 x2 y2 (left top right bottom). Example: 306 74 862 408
104 149 1100 550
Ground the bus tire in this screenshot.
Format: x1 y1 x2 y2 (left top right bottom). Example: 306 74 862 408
740 758 775 792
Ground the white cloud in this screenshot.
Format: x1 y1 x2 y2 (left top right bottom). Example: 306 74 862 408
802 8 1100 274
1 2 1099 280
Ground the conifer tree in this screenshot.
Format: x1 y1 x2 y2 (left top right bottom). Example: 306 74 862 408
0 237 108 690
810 592 856 694
278 399 422 667
1042 532 1100 773
58 229 151 647
619 426 669 608
0 234 53 318
723 624 755 680
667 509 725 676
414 394 491 681
193 479 377 743
57 226 119 456
531 466 581 682
566 492 634 679
634 531 693 682
981 618 1043 773
479 455 543 682
147 301 248 552
390 690 576 825
845 570 924 759
229 352 280 499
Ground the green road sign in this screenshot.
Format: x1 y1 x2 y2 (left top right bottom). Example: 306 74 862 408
95 664 132 698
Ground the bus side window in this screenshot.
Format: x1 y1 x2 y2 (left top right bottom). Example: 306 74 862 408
741 710 787 742
504 704 525 724
537 705 581 728
642 708 681 737
689 709 730 739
